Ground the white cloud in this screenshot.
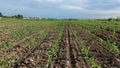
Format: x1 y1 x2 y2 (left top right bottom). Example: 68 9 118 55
33 0 63 4
61 4 120 15
60 5 85 11
90 9 120 15
117 0 120 2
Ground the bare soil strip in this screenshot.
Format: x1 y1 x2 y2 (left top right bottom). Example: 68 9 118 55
12 29 60 68
50 24 91 68
73 26 120 68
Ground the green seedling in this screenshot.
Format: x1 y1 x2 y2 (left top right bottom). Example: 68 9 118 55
2 41 12 50
48 54 53 65
0 58 11 68
99 38 103 44
36 66 40 68
81 45 89 56
106 40 119 56
88 57 101 68
111 42 119 56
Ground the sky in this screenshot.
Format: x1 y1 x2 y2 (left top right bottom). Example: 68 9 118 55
0 0 120 19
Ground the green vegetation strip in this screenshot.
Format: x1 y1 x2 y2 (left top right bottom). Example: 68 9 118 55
48 25 65 67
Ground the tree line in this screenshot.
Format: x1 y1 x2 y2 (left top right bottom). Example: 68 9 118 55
0 12 23 19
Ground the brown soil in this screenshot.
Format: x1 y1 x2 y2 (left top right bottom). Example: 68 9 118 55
12 29 60 68
116 30 120 33
0 32 9 42
73 26 120 68
49 24 91 68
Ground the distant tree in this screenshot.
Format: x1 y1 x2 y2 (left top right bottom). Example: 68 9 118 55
116 17 120 21
12 14 23 19
108 18 113 21
0 12 3 17
3 16 11 18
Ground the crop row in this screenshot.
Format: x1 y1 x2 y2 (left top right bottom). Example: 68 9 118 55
0 19 65 68
70 20 120 56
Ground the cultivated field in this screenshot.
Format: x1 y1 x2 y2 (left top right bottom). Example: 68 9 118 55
0 18 120 68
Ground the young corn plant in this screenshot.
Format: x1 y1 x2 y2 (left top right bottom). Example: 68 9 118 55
88 57 101 68
106 40 119 56
2 40 12 50
0 58 11 68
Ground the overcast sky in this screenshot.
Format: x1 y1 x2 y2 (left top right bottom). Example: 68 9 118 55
0 0 120 19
